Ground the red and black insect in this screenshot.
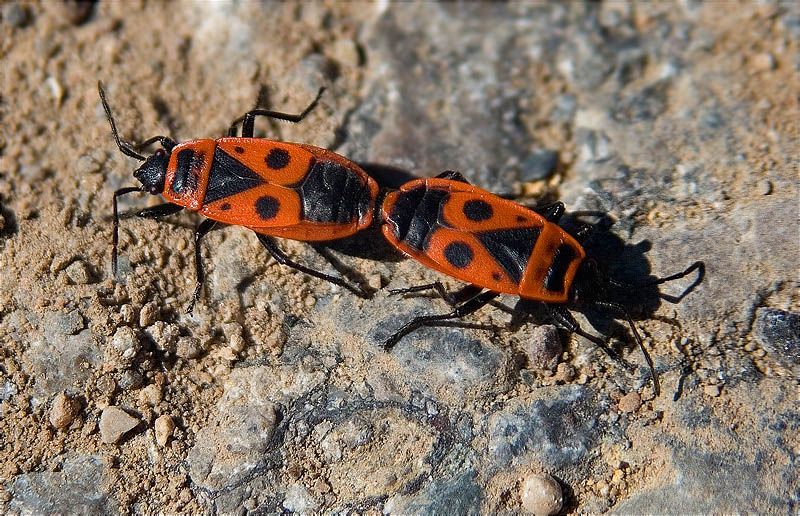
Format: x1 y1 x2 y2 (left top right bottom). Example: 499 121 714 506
99 82 379 311
380 171 704 394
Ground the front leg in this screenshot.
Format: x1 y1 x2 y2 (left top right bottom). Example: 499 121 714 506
187 219 218 314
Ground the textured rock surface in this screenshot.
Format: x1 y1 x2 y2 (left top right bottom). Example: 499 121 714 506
0 2 797 514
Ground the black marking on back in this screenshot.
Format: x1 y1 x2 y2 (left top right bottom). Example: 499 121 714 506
297 159 370 224
463 199 493 221
204 147 266 204
255 195 280 220
544 244 576 292
443 241 474 269
476 227 540 284
173 149 201 195
266 148 290 169
388 186 449 252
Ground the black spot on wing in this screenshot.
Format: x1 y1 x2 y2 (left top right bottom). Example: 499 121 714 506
266 148 290 169
463 199 493 221
204 147 266 204
476 227 540 284
443 241 474 269
544 244 576 292
255 196 280 220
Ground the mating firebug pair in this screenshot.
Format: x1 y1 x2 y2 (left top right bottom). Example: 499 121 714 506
100 83 703 394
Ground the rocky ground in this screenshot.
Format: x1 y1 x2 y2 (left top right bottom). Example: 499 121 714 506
0 2 797 514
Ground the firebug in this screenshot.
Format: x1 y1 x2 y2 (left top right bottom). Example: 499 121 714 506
99 82 378 312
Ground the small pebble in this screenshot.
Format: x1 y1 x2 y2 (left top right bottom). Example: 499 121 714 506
118 369 144 390
111 326 140 362
554 363 575 383
751 52 776 72
367 273 383 290
145 322 180 353
2 2 32 28
757 179 773 196
99 406 139 444
50 392 80 430
139 384 163 406
154 414 175 447
176 336 203 359
703 384 721 397
521 473 563 515
331 38 362 68
64 260 91 284
520 149 559 182
618 392 642 413
223 323 246 354
138 302 159 327
525 325 562 370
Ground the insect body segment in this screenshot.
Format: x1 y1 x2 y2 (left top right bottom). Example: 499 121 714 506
382 177 586 303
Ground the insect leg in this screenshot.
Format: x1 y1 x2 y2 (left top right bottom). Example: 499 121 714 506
594 300 660 396
186 219 219 314
389 282 483 306
136 203 184 219
608 261 705 303
383 290 500 350
256 234 370 298
135 135 177 152
112 186 144 277
229 87 326 137
546 305 625 364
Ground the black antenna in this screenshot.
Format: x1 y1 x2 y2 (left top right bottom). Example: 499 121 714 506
98 81 146 161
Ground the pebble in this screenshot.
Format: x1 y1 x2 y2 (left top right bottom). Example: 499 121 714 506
521 473 563 515
751 52 776 72
138 302 159 328
111 326 140 362
703 384 721 397
49 392 80 430
118 369 144 390
554 363 576 383
139 384 163 406
2 2 31 28
520 150 559 182
757 179 773 196
64 260 91 284
99 406 139 444
154 414 175 447
176 336 203 359
525 325 562 370
754 308 800 366
618 392 642 413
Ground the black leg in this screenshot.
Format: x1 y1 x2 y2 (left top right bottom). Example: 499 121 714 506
229 87 326 137
383 290 500 350
434 170 470 183
256 233 369 298
136 203 183 219
608 261 705 303
186 219 218 314
112 186 143 277
135 135 177 152
388 282 483 306
594 300 660 396
546 305 625 365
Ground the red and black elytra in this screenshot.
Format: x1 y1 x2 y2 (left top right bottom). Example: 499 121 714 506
380 171 705 394
99 82 379 312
